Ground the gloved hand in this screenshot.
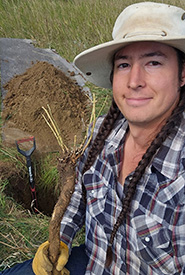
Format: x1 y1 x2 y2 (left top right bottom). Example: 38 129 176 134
32 240 69 275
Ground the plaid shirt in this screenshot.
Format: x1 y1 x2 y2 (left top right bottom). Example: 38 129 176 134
60 113 185 274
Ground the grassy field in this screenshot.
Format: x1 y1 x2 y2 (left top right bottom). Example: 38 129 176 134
0 0 185 271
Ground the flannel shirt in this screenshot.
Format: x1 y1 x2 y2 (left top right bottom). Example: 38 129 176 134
60 113 185 274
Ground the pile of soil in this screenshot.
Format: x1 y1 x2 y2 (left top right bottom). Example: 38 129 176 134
2 61 90 152
1 61 91 215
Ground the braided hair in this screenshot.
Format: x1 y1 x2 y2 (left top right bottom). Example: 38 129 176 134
82 48 185 267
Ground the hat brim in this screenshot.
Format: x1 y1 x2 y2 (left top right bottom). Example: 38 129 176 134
74 36 185 89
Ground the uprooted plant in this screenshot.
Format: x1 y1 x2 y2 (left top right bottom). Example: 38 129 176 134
41 94 97 274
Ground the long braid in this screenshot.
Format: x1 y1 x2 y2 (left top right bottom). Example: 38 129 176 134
81 99 120 202
105 88 185 267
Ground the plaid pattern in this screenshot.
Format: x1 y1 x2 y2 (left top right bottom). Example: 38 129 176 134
60 113 185 274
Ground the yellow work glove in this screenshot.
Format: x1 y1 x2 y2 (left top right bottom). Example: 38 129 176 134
32 240 69 275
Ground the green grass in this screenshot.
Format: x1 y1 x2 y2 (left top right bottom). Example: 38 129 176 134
0 179 9 208
37 152 60 194
1 0 183 62
1 0 185 270
0 0 120 61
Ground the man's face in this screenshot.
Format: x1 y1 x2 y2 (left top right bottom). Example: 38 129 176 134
112 42 185 129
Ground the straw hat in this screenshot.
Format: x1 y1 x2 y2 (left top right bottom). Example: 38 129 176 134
74 2 185 89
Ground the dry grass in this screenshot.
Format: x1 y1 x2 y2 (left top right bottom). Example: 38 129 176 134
0 193 49 270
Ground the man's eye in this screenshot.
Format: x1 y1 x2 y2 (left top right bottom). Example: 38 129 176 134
149 61 161 66
118 63 129 68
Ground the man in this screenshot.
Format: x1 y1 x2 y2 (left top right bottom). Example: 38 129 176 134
2 1 185 274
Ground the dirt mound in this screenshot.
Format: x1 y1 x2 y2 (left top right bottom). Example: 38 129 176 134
2 61 90 153
1 61 91 214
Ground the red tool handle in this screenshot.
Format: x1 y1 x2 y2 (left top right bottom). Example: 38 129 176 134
16 136 38 213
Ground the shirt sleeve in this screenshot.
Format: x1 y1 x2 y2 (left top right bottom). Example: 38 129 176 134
173 188 185 274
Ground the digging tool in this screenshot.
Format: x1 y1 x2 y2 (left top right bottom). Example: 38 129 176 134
16 136 38 214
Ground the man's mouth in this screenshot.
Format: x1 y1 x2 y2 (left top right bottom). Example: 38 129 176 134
125 97 152 107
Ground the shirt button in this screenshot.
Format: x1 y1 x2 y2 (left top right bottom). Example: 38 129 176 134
145 236 150 242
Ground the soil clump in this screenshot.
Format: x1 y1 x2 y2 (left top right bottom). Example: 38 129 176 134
2 61 90 152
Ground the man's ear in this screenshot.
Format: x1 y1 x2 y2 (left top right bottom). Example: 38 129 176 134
181 64 185 87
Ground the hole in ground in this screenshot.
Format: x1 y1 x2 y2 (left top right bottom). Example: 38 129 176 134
1 160 59 216
5 176 58 216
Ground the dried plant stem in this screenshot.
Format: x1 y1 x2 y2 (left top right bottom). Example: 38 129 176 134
42 105 68 153
80 93 96 154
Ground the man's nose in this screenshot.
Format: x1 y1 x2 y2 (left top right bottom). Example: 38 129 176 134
127 64 145 90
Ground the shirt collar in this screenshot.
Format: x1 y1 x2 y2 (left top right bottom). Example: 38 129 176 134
149 116 185 180
104 113 185 180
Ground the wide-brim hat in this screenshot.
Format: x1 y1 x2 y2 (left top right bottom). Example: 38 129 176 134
74 2 185 89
